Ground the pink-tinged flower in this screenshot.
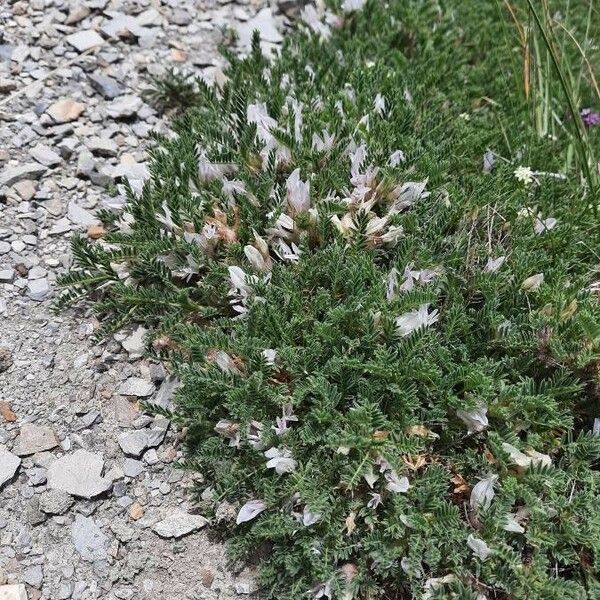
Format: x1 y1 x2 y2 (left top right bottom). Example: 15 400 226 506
236 499 266 524
581 108 600 127
286 168 310 214
264 447 297 474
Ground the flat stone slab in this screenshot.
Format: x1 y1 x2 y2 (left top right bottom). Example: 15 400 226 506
13 424 58 456
65 30 104 52
72 515 107 561
0 447 21 489
0 163 46 187
118 377 154 397
46 98 85 123
152 511 207 538
0 584 28 600
47 449 112 498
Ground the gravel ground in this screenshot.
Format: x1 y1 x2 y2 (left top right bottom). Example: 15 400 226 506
0 1 290 598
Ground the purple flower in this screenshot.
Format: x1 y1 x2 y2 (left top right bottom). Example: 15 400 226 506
581 108 600 128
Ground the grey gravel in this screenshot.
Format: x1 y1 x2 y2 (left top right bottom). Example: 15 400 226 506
0 0 280 595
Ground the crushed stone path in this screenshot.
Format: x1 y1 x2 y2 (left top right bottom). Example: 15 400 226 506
0 0 290 598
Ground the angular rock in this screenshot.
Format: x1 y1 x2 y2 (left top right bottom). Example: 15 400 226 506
22 565 43 589
152 511 207 538
146 417 169 448
0 163 46 187
38 489 74 515
67 201 99 226
13 424 58 456
122 458 144 477
0 78 17 93
72 515 108 562
118 377 155 397
47 98 85 123
154 376 180 410
29 143 61 167
236 8 282 50
0 447 21 489
106 95 142 119
0 347 13 372
87 73 125 99
65 30 104 52
117 430 148 458
27 278 50 301
0 584 28 600
121 326 147 358
86 137 118 157
47 449 112 498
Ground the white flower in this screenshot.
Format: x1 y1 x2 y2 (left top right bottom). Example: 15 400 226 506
374 93 386 116
395 304 439 337
222 178 246 199
514 165 534 185
197 147 234 183
262 349 277 365
367 492 382 509
312 129 335 152
380 224 404 246
423 575 456 600
229 265 249 295
385 470 410 493
485 256 506 273
156 201 179 233
399 264 438 293
272 403 298 435
467 534 493 560
501 442 552 471
390 180 429 211
286 168 310 214
247 420 264 450
456 405 488 434
264 447 297 474
209 350 242 375
236 499 266 524
348 144 367 178
274 239 303 262
386 268 399 301
215 419 240 448
244 244 271 272
313 582 332 599
521 273 544 291
534 215 557 234
503 513 525 533
266 212 296 240
470 474 497 510
483 150 495 174
341 0 366 12
302 506 322 526
389 150 405 166
364 467 379 488
247 102 277 143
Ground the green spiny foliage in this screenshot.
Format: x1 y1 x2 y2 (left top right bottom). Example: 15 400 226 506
59 0 600 597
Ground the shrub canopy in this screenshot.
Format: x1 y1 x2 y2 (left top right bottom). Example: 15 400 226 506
61 1 600 598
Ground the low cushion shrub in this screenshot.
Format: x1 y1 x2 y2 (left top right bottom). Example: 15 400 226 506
61 0 600 598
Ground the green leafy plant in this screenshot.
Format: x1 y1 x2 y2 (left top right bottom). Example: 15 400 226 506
59 1 600 597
